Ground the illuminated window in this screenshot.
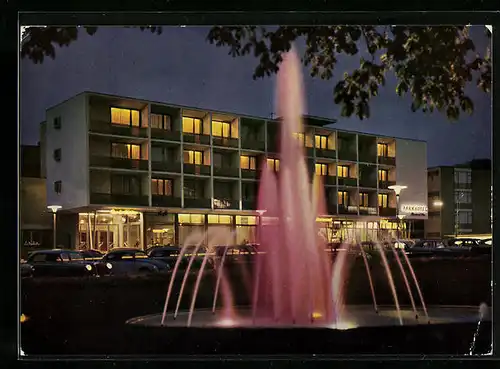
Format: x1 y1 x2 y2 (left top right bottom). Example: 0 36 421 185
241 155 256 170
377 143 388 157
208 215 233 224
151 114 171 130
182 117 202 134
293 132 305 145
111 107 140 127
212 120 231 138
267 158 280 171
378 193 388 208
151 179 173 196
315 163 328 176
178 214 205 224
183 150 203 165
337 165 349 178
111 143 141 160
338 191 349 206
359 192 369 207
315 135 328 149
235 216 257 225
378 169 388 181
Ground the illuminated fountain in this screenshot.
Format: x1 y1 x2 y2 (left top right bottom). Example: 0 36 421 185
125 46 491 354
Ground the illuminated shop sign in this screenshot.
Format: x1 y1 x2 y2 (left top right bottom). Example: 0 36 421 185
400 204 428 217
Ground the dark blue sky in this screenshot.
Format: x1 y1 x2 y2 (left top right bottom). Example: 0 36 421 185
20 26 491 167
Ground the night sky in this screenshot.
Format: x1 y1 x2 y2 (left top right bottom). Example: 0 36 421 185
20 26 491 167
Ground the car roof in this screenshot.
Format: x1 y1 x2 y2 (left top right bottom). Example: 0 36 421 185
30 249 79 254
107 248 145 253
150 246 179 251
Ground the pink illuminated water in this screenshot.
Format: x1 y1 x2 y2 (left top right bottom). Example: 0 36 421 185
160 46 429 328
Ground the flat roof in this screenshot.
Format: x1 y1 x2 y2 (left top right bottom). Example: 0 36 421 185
45 90 426 143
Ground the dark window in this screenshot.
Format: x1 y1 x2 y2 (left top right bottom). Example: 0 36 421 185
111 175 141 195
183 180 204 199
53 117 61 130
53 148 61 162
54 181 62 194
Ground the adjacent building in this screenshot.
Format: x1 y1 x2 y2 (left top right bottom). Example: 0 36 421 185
20 144 53 256
41 92 428 252
425 159 492 239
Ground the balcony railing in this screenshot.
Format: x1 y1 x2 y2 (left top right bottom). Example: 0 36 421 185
359 206 378 215
379 207 397 217
337 149 357 161
455 182 472 190
338 177 357 187
183 133 211 145
89 156 148 171
213 166 239 178
358 152 377 163
305 147 315 157
378 180 396 189
151 161 181 173
327 203 338 215
213 198 239 210
152 195 182 208
212 136 239 148
316 149 336 159
241 138 265 151
184 197 212 209
241 169 258 179
359 178 377 188
90 193 149 206
323 175 337 186
378 156 396 166
151 128 181 141
338 205 358 214
242 199 256 210
183 163 211 175
90 120 148 138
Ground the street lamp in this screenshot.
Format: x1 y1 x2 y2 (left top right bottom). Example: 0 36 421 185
47 205 62 249
433 200 444 207
388 185 407 240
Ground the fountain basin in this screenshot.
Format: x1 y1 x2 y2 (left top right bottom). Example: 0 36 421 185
124 305 491 355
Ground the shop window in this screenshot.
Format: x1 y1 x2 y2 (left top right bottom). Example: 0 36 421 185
208 215 233 224
178 213 205 224
235 216 257 225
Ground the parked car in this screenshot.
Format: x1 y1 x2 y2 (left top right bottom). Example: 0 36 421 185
21 249 98 278
445 238 491 256
406 239 448 257
147 246 181 268
96 248 170 276
79 249 104 261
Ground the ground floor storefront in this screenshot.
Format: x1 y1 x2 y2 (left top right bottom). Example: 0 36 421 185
72 208 408 252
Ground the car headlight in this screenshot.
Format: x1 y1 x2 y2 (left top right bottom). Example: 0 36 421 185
106 263 113 269
85 264 92 271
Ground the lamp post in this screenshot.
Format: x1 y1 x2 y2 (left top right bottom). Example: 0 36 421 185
47 205 62 249
388 185 407 240
433 199 444 238
455 192 464 238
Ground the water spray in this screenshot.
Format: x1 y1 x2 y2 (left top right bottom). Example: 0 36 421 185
469 303 489 355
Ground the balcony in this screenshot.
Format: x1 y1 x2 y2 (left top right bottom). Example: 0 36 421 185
359 178 377 188
323 176 337 186
183 133 211 145
152 195 182 208
151 128 181 142
184 198 212 209
241 169 258 179
183 164 211 175
338 177 357 187
337 149 357 161
305 147 315 157
90 193 149 206
213 166 240 178
90 120 148 138
212 136 239 148
358 152 377 164
378 180 396 190
379 207 397 217
89 156 148 171
338 205 358 215
213 198 239 210
241 138 265 151
378 156 396 166
359 206 378 215
242 199 256 210
316 149 336 159
327 203 338 215
151 161 181 173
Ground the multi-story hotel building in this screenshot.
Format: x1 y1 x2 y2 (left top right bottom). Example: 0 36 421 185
425 159 491 239
41 92 428 251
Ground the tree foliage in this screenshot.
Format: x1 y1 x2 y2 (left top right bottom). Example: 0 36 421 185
21 25 490 121
206 26 491 120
